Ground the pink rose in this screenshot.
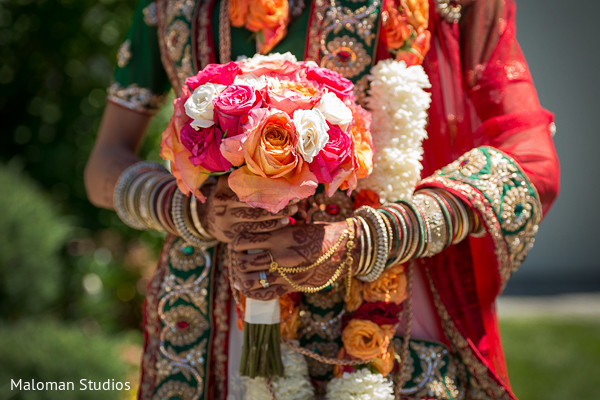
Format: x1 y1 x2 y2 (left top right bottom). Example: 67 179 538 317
181 123 232 172
213 85 262 137
265 79 322 115
185 62 241 90
306 66 354 102
310 123 357 196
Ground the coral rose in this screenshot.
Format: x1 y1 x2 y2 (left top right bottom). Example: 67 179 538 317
363 264 408 305
305 65 354 102
342 319 392 361
266 79 322 115
220 108 318 213
349 103 374 179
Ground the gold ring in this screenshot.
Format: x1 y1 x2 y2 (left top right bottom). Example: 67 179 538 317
259 271 269 288
267 251 279 273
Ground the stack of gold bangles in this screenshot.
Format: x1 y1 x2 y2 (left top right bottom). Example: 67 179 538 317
266 187 481 292
113 161 217 248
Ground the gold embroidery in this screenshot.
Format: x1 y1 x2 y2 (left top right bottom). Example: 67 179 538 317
143 1 158 26
434 0 462 24
426 268 512 400
299 309 343 340
393 339 465 400
319 0 380 80
107 82 166 113
153 380 196 400
166 19 189 62
419 147 542 288
162 305 209 347
117 39 131 68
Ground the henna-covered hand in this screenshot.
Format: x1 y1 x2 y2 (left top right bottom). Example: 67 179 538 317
229 220 363 299
195 175 298 243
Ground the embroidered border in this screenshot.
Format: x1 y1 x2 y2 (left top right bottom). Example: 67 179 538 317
107 82 167 114
418 146 542 289
425 267 514 400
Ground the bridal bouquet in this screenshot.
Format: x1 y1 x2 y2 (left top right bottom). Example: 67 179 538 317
160 52 375 378
160 52 374 214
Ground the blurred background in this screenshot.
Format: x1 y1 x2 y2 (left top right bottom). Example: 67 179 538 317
0 0 598 399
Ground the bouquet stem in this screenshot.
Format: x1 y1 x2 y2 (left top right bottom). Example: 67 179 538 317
240 299 284 378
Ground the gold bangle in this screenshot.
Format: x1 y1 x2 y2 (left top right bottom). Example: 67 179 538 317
355 216 372 276
189 196 215 240
413 193 447 257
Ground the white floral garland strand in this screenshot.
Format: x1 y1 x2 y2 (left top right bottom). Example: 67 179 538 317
359 59 432 203
244 343 315 400
243 60 431 400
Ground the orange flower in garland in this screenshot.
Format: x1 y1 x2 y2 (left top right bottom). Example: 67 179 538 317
363 264 408 305
342 320 395 360
229 0 289 54
382 0 431 65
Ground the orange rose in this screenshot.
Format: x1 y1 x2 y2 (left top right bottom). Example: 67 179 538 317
342 319 391 360
403 0 429 30
229 0 249 27
363 264 408 305
353 189 381 209
279 294 301 340
370 345 396 376
220 108 318 213
397 29 431 66
345 278 364 313
382 0 412 50
245 0 289 31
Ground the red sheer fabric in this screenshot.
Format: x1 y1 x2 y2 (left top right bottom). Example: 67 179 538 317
402 0 559 397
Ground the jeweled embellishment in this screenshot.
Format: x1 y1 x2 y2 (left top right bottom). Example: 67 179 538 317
163 305 209 346
117 39 131 68
501 186 533 232
434 0 462 24
323 36 371 78
143 1 158 26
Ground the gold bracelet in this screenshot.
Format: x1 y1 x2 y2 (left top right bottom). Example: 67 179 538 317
355 216 372 276
189 196 215 241
270 228 349 274
275 219 355 293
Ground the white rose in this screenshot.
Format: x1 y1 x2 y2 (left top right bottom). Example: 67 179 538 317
184 83 226 129
316 92 353 131
234 73 268 91
242 52 298 66
293 109 329 163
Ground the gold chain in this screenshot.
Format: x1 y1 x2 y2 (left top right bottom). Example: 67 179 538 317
269 225 350 274
274 219 355 293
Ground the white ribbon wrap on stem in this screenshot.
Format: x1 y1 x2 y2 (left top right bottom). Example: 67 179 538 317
244 298 280 324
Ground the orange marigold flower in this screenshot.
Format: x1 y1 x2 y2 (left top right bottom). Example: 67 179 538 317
345 278 364 313
370 344 396 376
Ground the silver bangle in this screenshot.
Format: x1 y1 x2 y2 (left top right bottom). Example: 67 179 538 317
172 190 218 248
113 161 166 230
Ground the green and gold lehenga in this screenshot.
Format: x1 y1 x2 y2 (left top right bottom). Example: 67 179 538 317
107 0 559 398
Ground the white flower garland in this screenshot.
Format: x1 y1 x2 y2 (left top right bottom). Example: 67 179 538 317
244 343 315 400
243 60 431 400
326 369 395 400
358 59 431 202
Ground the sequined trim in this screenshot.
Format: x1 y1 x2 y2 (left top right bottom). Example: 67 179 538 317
117 39 132 68
393 338 466 400
426 268 513 400
434 0 462 24
143 2 158 26
107 82 166 113
156 0 198 91
153 239 213 400
419 147 542 288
